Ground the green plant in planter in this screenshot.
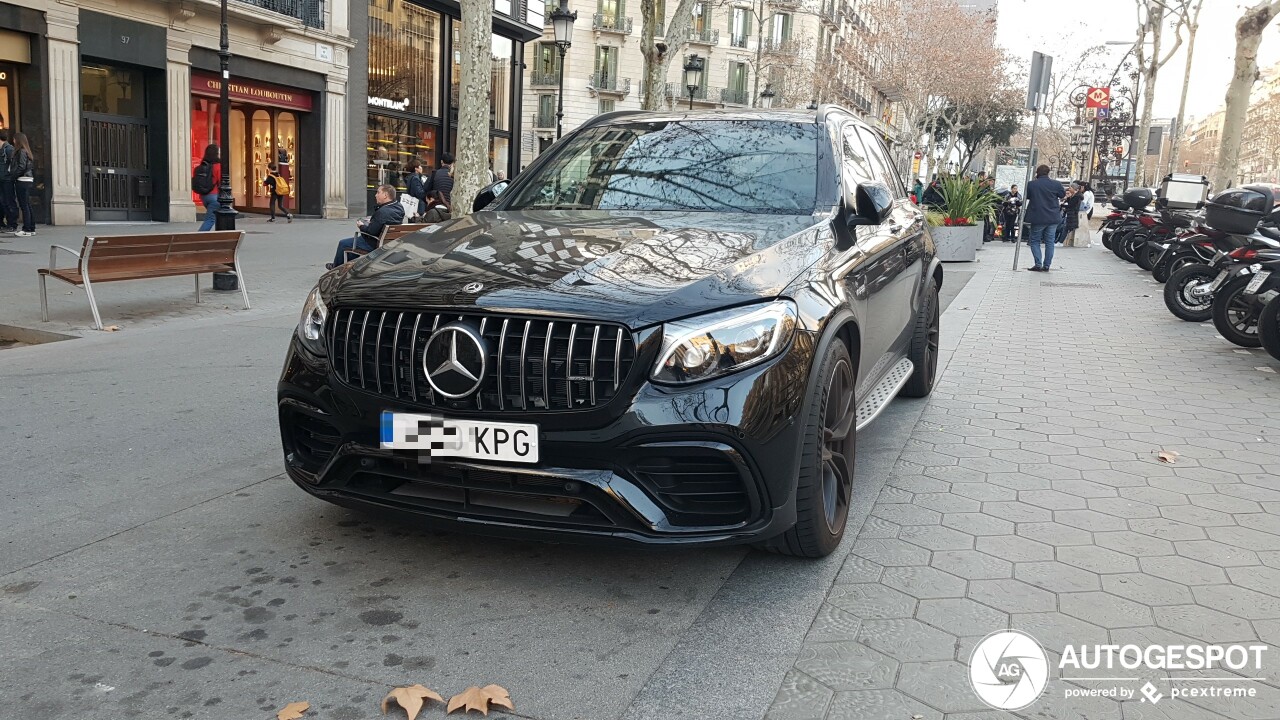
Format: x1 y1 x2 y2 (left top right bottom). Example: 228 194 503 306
937 176 1000 227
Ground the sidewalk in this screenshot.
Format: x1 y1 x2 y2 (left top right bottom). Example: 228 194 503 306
767 242 1280 719
0 217 352 336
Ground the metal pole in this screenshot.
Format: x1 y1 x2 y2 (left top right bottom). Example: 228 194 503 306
213 0 238 290
555 45 566 139
1086 116 1099 186
689 88 694 111
1011 105 1040 272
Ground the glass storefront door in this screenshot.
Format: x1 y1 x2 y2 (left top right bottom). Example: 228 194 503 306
191 98 302 214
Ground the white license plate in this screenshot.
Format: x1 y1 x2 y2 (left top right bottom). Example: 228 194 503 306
1245 270 1272 294
1208 270 1231 292
380 411 539 463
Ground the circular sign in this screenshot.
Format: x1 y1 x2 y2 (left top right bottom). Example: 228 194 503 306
969 630 1049 711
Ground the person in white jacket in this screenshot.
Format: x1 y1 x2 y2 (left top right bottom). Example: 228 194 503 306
1070 181 1094 247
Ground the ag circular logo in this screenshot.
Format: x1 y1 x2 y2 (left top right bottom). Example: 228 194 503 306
423 324 487 399
969 630 1049 710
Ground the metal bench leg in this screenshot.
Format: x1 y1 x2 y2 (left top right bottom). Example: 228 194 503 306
234 259 251 310
82 276 104 331
39 274 48 322
195 273 201 303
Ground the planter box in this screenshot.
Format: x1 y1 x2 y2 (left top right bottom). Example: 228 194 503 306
932 225 981 262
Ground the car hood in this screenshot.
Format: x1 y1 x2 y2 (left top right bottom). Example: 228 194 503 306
327 210 832 328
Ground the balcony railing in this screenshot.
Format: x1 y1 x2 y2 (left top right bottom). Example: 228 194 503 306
235 0 323 28
762 37 796 54
590 72 631 95
593 13 633 34
688 27 719 44
530 70 560 86
666 82 713 102
819 5 839 25
729 33 749 49
535 111 557 129
721 87 749 105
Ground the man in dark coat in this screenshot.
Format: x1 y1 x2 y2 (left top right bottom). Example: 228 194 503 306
328 184 405 269
1024 165 1066 271
426 152 455 204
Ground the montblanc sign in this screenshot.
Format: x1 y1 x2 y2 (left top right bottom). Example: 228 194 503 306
368 96 410 111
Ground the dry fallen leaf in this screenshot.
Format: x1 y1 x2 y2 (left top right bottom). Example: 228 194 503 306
277 701 310 720
104 325 121 332
382 684 444 720
447 685 514 716
1157 450 1179 464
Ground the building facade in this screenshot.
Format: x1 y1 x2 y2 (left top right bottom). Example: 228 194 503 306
516 0 899 169
0 0 366 226
363 0 541 210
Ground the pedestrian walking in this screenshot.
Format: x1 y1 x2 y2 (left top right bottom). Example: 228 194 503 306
192 144 222 232
425 152 455 204
263 163 293 222
1000 185 1022 242
0 129 17 234
911 178 923 203
10 131 36 236
1062 183 1083 245
404 159 427 218
1071 181 1094 247
1024 164 1066 271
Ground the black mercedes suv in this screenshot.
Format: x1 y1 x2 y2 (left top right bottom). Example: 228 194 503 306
278 107 940 557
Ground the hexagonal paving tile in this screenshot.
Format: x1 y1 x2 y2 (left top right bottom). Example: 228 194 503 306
950 482 1018 503
1055 509 1129 532
1160 504 1238 528
1058 591 1153 628
871 503 942 527
1020 489 1089 512
986 473 1053 492
827 583 916 619
1101 573 1194 606
1154 605 1257 643
1226 565 1280 595
855 617 957 663
1118 486 1191 507
898 524 975 551
1191 584 1280 620
983 501 1054 523
1011 611 1110 655
1139 555 1230 585
1051 479 1119 498
1015 561 1102 593
834 554 884 585
975 534 1055 563
825 689 943 720
1017 521 1094 546
888 475 951 493
1127 518 1207 542
805 603 863 643
914 492 982 514
1174 540 1261 568
1057 545 1141 574
1086 497 1161 520
967 578 1056 613
1206 526 1280 552
882 566 968 599
1094 530 1176 557
896 660 991 714
930 550 1013 580
794 641 898 691
764 669 833 720
916 598 1007 637
851 538 932 567
943 513 1015 537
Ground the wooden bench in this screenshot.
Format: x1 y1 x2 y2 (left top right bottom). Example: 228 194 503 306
344 223 432 262
38 231 249 331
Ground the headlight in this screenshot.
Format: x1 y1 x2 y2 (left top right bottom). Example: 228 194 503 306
296 286 328 355
652 301 797 385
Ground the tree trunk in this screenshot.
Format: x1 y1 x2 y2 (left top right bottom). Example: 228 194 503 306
1134 13 1162 189
1168 3 1202 174
1214 0 1280 190
639 0 698 110
452 0 492 217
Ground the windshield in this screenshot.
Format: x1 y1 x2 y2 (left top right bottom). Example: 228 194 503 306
505 120 819 214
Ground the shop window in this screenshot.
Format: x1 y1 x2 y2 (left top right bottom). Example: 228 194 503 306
491 136 510 179
369 0 441 118
491 35 514 131
80 63 146 117
368 114 439 193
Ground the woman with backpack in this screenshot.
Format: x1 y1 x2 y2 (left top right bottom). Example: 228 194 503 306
263 163 293 222
10 131 36 236
193 144 222 232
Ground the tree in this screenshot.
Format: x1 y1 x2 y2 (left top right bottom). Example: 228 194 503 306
949 93 1022 172
639 0 699 109
1214 0 1280 189
1164 0 1205 174
452 0 491 216
1132 0 1187 187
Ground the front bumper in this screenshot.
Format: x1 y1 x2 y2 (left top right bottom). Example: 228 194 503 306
277 331 815 547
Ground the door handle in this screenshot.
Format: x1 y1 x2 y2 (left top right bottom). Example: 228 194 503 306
889 224 904 234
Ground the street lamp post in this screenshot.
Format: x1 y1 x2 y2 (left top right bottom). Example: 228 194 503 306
683 54 704 111
550 0 576 140
759 84 775 109
213 0 238 291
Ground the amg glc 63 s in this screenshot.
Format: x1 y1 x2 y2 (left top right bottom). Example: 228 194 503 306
278 107 941 557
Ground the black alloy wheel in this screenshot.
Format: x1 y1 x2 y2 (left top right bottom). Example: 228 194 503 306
1136 238 1160 272
1154 252 1196 284
820 358 855 536
1259 294 1280 362
901 282 940 398
1212 275 1265 348
1163 263 1218 322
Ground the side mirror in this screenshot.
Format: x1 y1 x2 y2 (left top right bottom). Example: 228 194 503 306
472 180 511 213
845 182 894 227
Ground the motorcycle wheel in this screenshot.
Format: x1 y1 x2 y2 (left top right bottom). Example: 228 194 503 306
1212 275 1264 348
1163 264 1217 322
1135 239 1159 272
1116 229 1139 263
1156 253 1199 284
1102 232 1114 251
1260 295 1280 362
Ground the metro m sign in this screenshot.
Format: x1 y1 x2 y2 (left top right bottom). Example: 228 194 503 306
1086 87 1111 110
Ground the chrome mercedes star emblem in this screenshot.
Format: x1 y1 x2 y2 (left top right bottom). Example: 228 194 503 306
463 282 484 293
422 324 487 399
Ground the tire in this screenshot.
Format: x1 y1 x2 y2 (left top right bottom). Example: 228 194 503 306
1135 238 1159 272
1153 252 1194 284
1111 228 1129 259
756 341 856 558
1116 229 1139 263
901 281 940 398
1164 264 1217 322
1212 275 1264 348
1260 294 1280 362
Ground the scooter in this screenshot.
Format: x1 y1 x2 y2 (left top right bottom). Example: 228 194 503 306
1163 233 1270 322
1210 236 1280 347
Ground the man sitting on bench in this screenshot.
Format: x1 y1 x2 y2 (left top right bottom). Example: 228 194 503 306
327 183 404 270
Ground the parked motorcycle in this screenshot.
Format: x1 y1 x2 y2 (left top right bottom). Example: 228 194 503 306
1260 293 1280 362
1110 189 1155 262
1211 242 1280 347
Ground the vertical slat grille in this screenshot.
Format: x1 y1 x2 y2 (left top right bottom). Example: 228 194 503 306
329 309 636 412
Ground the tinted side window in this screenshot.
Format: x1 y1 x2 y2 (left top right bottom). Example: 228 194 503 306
858 128 906 199
840 125 876 190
